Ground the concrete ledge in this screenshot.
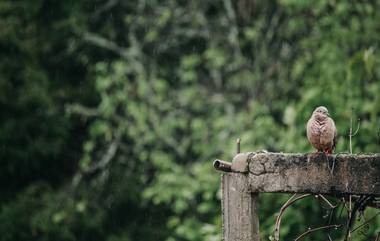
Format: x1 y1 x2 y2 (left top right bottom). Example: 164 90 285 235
247 152 380 195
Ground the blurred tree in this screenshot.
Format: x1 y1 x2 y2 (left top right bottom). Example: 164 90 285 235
0 0 97 200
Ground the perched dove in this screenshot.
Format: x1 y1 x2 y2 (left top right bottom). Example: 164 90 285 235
306 106 337 153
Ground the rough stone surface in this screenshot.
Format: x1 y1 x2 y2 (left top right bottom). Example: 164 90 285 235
222 173 260 241
248 152 380 195
231 153 251 173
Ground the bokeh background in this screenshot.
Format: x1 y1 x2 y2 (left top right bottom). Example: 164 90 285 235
1 0 380 240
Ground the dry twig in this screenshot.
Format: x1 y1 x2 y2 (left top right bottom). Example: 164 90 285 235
351 211 380 233
316 194 337 209
294 224 342 241
348 107 360 154
273 194 312 241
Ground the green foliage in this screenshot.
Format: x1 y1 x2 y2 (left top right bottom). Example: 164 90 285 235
1 0 380 241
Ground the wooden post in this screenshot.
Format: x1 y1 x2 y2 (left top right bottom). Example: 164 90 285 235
222 173 260 241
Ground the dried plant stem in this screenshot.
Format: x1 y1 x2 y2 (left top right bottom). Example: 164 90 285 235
346 108 360 241
294 224 342 241
344 195 354 241
348 107 360 154
317 194 337 209
351 211 380 233
273 194 311 241
343 195 374 240
349 116 353 154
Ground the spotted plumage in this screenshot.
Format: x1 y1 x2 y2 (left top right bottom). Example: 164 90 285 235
306 106 337 153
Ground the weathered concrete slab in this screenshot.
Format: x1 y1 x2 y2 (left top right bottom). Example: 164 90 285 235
231 153 251 173
222 173 260 241
248 152 380 195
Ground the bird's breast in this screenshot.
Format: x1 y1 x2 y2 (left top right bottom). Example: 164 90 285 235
311 120 325 135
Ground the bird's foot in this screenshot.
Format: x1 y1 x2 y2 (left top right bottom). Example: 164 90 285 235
324 149 333 155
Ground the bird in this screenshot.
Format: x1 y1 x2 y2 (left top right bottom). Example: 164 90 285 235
306 106 337 154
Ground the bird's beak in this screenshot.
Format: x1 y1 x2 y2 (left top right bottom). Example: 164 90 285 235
326 112 330 116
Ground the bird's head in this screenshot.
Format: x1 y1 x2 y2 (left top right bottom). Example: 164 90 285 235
312 106 330 121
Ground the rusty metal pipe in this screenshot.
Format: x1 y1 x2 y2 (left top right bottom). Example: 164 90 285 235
213 159 232 172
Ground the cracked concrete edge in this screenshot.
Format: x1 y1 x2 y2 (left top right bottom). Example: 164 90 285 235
246 152 380 195
231 152 257 173
231 151 267 174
